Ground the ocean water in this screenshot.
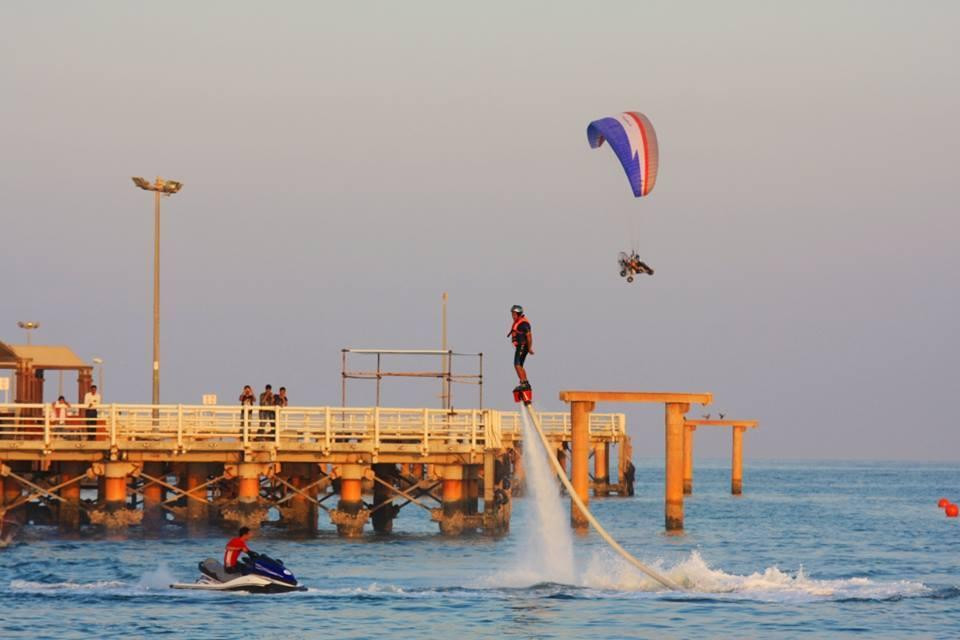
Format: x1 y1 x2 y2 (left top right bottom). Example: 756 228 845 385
1 459 958 639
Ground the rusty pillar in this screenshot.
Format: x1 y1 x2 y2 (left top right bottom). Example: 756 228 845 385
371 463 397 534
594 443 609 497
683 424 696 495
438 465 465 536
332 464 367 537
77 369 93 405
103 464 128 511
732 426 745 495
465 465 480 515
142 462 165 528
570 400 594 530
665 402 688 532
283 463 316 532
186 463 209 527
58 461 85 531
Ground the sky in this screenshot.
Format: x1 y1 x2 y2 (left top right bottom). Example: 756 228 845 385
1 1 958 460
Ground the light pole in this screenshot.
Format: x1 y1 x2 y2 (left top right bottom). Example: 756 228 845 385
132 176 182 406
17 321 40 345
92 357 104 393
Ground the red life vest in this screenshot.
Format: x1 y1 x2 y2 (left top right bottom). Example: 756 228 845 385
509 315 530 347
224 537 250 568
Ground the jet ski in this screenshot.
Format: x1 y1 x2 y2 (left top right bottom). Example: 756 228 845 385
170 551 305 593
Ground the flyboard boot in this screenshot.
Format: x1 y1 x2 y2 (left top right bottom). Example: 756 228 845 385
512 381 533 405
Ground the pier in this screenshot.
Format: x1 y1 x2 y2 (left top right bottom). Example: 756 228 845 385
0 402 631 537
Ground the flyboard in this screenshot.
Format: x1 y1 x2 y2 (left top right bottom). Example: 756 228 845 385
517 396 682 591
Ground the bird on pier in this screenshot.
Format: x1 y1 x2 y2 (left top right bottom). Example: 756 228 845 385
718 413 726 420
701 413 711 420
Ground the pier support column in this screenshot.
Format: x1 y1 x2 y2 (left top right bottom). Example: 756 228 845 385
330 464 368 537
371 463 398 534
89 463 143 529
465 465 480 515
433 465 465 536
593 443 609 497
58 462 85 532
683 424 696 495
482 451 510 535
731 426 745 495
618 435 635 496
570 400 594 530
2 471 23 528
282 463 318 532
186 463 209 529
142 462 165 528
220 463 270 530
665 402 689 532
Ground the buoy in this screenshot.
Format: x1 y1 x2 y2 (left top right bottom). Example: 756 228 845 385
946 504 959 518
939 498 951 508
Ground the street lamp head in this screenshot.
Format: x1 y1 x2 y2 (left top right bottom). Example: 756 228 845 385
132 176 182 194
17 321 40 330
162 180 183 194
92 358 104 365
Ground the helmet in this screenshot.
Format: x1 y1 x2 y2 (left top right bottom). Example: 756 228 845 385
510 305 524 315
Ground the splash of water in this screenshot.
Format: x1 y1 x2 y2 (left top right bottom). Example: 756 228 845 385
505 408 576 586
138 562 178 590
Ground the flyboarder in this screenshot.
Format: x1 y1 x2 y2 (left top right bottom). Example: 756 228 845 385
508 304 533 403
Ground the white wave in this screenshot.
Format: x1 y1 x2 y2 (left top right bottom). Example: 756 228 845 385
138 563 177 590
10 579 128 592
579 550 931 602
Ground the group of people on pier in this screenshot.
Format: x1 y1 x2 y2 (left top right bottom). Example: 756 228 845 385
238 384 289 432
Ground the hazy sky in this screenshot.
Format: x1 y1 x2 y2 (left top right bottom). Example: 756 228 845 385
2 2 957 460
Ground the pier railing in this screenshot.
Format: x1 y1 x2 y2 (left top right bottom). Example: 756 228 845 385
0 403 626 456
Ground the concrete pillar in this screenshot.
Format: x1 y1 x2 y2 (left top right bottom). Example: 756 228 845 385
333 464 367 537
371 463 397 534
142 462 165 527
58 462 84 531
482 451 510 536
186 463 209 527
732 426 744 495
282 463 317 532
465 465 480 515
103 463 128 511
683 424 696 495
237 463 260 505
439 465 465 536
618 435 635 496
664 402 688 532
594 443 609 497
570 400 594 529
77 369 93 405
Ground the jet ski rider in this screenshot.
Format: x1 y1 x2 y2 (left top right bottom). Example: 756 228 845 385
224 526 254 573
508 305 533 393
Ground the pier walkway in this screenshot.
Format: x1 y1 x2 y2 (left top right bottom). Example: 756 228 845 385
0 402 629 538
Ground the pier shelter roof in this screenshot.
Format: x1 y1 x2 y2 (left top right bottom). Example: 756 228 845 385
0 341 90 371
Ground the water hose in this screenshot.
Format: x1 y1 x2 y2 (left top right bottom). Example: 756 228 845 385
522 404 682 591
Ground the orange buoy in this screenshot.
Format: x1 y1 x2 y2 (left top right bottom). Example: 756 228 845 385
939 498 951 508
946 503 959 518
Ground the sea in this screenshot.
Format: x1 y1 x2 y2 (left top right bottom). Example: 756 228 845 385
1 450 958 638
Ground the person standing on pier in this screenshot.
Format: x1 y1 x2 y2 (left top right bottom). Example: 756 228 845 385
224 526 254 574
508 305 534 394
83 384 101 440
239 385 256 428
259 384 275 434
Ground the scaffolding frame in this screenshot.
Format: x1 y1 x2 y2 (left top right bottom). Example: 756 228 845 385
340 349 483 409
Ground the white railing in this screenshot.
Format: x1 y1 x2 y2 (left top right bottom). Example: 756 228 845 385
0 403 626 454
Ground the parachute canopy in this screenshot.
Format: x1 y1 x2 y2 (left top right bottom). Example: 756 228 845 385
586 112 659 198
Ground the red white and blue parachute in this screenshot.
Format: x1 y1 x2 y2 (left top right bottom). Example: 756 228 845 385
586 112 659 198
